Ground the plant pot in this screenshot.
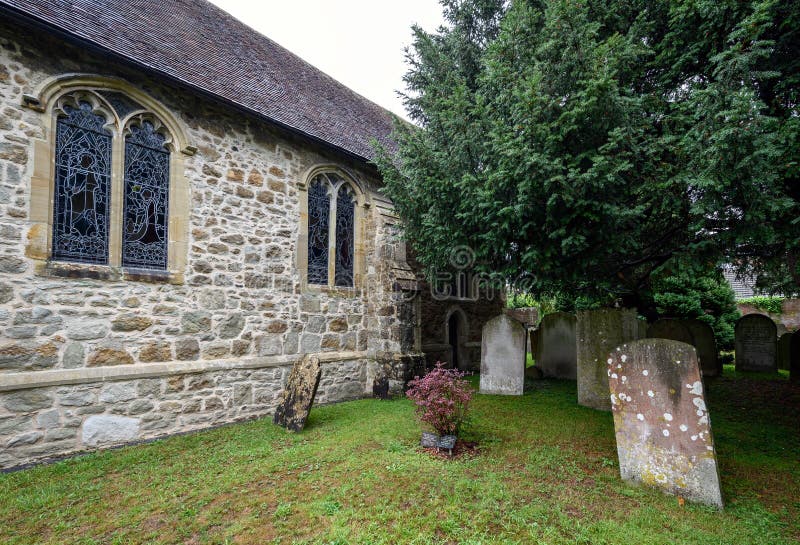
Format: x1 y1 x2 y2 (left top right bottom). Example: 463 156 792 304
420 431 439 448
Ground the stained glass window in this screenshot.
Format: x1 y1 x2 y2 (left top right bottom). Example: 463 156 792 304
52 101 112 264
122 120 170 269
335 184 355 287
307 177 330 284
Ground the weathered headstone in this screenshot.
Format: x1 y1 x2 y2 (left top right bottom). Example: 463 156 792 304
647 319 694 346
273 354 322 432
685 320 720 377
791 331 800 383
777 333 792 371
577 308 640 411
734 314 777 373
372 376 390 400
537 312 577 380
608 339 723 509
480 314 526 395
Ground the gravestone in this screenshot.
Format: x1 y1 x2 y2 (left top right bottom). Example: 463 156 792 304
577 308 640 411
372 376 390 400
647 319 694 346
529 328 540 364
791 331 800 383
608 339 723 509
637 318 648 340
777 333 791 371
685 320 720 377
273 354 322 432
735 314 777 373
538 312 577 380
504 307 539 327
480 314 526 395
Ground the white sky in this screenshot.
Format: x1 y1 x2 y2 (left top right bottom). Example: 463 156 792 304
207 1 445 121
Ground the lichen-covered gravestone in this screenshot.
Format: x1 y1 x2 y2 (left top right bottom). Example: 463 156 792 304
647 319 694 345
608 339 723 508
735 314 777 373
777 333 791 371
538 312 577 380
577 309 640 411
686 320 720 377
273 354 322 432
480 314 526 395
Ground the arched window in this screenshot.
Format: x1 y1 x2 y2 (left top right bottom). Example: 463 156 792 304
122 117 171 269
52 98 113 264
304 171 361 288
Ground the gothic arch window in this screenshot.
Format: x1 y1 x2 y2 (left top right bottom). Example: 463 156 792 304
25 76 193 281
303 170 363 288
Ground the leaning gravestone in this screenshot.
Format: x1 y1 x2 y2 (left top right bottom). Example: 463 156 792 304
538 312 577 380
735 314 777 373
608 339 724 508
273 354 322 432
791 331 800 383
577 308 640 411
777 333 791 371
480 314 526 395
685 320 720 377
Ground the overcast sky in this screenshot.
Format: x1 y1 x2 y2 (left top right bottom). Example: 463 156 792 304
207 1 445 121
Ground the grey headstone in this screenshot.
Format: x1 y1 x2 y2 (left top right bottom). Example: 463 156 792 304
791 331 800 383
274 354 322 432
648 319 694 345
577 308 640 411
777 333 791 371
685 320 719 377
480 314 526 395
537 312 577 380
734 315 777 373
81 415 141 447
608 339 723 509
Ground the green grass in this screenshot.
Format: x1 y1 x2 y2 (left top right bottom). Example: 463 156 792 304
1 376 798 545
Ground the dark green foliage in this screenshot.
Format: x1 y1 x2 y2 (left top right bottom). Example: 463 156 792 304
376 0 799 307
651 263 741 350
738 296 785 315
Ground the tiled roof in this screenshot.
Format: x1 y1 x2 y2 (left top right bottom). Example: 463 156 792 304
0 0 398 162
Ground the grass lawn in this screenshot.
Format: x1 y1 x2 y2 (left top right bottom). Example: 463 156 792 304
1 374 798 545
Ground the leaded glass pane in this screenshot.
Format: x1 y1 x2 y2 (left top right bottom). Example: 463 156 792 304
335 184 355 287
52 101 111 264
122 121 170 269
308 177 330 285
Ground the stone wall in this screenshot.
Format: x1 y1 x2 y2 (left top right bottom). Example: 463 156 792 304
0 21 420 467
737 299 800 335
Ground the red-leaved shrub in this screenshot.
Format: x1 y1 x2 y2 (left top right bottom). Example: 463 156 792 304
406 362 473 436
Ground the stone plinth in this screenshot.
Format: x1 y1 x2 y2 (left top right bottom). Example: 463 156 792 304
480 314 526 395
608 339 723 509
537 312 577 380
273 354 322 432
735 314 777 373
577 308 640 411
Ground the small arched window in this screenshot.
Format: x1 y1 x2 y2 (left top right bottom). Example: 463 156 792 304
304 171 360 288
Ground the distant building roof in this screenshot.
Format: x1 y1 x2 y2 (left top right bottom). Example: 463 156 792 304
722 267 758 299
0 0 399 162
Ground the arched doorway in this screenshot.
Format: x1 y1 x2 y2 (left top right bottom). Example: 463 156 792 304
445 308 469 371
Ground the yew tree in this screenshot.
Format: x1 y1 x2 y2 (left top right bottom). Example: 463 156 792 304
376 0 799 313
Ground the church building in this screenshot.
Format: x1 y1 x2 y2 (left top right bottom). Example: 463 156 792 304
0 0 502 469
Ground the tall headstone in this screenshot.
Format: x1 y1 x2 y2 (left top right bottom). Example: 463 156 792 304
480 314 526 395
791 331 800 383
647 319 694 346
537 312 577 380
735 314 777 373
777 333 792 371
577 308 640 411
608 339 723 509
685 320 720 377
273 354 322 432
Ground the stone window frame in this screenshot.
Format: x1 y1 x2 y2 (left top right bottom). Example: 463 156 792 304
297 165 368 294
23 74 194 284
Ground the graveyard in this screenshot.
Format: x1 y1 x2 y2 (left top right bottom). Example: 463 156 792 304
0 369 797 544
